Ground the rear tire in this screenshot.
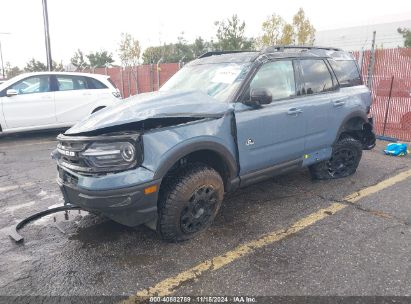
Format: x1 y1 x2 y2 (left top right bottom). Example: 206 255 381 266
157 163 224 242
309 136 362 180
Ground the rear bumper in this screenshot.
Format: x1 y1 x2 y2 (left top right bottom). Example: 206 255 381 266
57 175 160 227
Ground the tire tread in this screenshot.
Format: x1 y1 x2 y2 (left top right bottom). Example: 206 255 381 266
157 163 223 242
309 136 362 180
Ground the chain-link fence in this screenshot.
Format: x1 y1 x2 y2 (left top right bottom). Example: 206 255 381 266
365 75 411 141
83 63 180 98
354 48 411 141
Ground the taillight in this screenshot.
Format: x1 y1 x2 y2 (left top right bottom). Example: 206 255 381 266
112 92 121 99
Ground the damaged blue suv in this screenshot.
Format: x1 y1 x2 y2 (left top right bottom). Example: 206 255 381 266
54 46 376 241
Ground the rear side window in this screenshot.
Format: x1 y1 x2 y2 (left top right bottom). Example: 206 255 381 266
86 77 108 89
56 75 87 91
329 60 362 87
300 59 334 94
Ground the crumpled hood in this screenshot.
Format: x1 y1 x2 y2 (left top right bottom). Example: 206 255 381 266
65 90 233 135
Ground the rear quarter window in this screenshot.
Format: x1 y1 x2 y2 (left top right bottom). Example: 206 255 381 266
329 60 362 87
300 59 334 94
86 77 108 89
107 78 118 89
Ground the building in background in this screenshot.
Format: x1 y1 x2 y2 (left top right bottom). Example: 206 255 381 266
315 19 411 51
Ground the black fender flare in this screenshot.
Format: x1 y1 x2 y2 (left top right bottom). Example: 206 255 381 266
153 140 238 181
334 111 369 144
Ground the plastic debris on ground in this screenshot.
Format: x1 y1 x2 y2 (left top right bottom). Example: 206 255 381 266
384 143 409 156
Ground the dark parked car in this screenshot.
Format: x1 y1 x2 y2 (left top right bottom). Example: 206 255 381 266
54 46 376 242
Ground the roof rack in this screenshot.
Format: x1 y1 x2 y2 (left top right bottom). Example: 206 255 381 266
198 50 251 58
262 45 342 54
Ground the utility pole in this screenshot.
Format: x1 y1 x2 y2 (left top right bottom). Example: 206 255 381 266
42 0 52 71
366 31 376 90
0 41 4 79
0 32 11 79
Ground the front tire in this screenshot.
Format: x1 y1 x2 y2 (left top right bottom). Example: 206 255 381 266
157 163 224 242
309 136 363 180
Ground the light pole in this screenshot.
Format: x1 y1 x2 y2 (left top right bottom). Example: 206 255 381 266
0 40 4 79
0 32 11 79
42 0 52 71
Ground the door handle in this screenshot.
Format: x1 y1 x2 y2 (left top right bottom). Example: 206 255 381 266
333 100 346 107
287 108 303 115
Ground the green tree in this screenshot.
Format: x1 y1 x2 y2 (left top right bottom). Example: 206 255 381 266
5 62 22 79
141 33 200 64
214 14 254 50
118 32 141 67
258 8 316 48
292 8 315 45
141 44 189 64
53 61 65 71
24 58 65 72
258 13 285 47
398 27 411 47
174 32 195 62
86 50 114 67
24 58 47 72
71 49 89 70
279 24 295 45
141 46 165 64
192 37 209 57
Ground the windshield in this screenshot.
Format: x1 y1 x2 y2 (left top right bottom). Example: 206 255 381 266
160 62 251 102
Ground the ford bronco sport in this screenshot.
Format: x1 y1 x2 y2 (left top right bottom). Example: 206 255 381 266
54 46 376 242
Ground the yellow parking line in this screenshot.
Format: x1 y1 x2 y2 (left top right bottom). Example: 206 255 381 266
344 169 411 203
123 168 411 303
124 203 345 302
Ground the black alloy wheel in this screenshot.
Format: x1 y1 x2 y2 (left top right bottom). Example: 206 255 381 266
180 185 218 234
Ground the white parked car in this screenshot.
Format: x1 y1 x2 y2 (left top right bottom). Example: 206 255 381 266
0 72 121 134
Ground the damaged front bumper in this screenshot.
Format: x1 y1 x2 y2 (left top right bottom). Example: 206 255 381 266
53 131 161 227
57 166 160 227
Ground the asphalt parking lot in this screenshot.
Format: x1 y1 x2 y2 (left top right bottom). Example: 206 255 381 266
0 131 410 301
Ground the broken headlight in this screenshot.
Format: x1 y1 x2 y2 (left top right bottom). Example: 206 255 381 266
56 133 143 174
81 141 138 170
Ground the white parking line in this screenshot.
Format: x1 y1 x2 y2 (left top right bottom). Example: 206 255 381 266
0 185 19 193
0 140 57 149
0 182 35 193
3 201 36 213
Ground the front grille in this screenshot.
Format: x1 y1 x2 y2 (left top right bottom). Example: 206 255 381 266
57 140 93 173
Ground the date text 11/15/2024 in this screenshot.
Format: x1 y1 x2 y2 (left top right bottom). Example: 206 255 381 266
149 296 257 303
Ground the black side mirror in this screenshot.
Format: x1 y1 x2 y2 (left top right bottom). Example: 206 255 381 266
245 88 272 107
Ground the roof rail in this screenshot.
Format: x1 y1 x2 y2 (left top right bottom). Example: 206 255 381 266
262 45 342 54
198 50 250 58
